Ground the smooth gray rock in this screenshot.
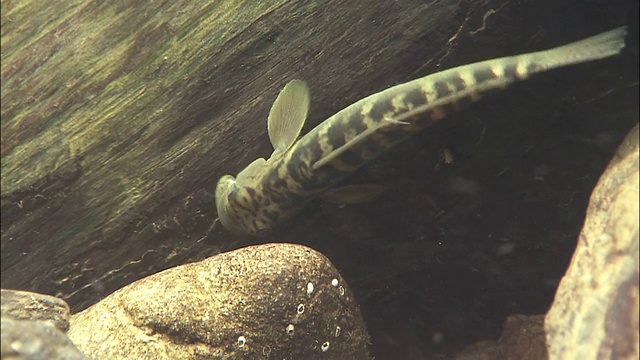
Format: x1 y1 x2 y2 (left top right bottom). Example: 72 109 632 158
68 243 370 359
1 289 70 332
0 318 88 360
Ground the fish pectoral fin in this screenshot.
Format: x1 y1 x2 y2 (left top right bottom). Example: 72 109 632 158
267 79 311 153
236 157 267 187
319 184 386 205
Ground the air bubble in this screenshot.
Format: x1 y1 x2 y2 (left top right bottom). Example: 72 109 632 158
339 285 345 296
296 303 305 314
331 278 339 287
262 345 271 355
286 324 295 335
335 326 341 337
321 341 330 352
237 335 246 348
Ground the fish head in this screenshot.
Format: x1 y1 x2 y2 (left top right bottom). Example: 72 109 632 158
215 174 247 235
215 174 273 236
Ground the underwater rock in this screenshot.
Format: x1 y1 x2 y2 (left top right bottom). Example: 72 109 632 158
455 314 547 360
67 243 369 359
1 318 88 360
1 290 86 359
545 124 639 359
1 289 71 333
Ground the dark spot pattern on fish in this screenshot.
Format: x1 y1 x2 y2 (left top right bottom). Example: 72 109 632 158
503 63 518 80
369 99 395 121
404 88 427 107
346 112 368 133
434 80 452 98
327 122 347 150
450 75 467 92
473 67 498 83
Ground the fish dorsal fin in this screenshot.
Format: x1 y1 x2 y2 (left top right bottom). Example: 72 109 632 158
236 157 267 187
267 80 310 154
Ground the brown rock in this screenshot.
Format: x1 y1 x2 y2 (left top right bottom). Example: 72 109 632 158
1 318 88 360
545 124 639 359
1 289 71 332
68 243 369 359
455 314 547 360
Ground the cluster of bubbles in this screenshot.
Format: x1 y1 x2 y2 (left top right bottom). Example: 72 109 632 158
235 277 348 355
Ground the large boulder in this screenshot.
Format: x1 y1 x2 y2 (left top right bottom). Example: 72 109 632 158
545 124 639 359
68 243 369 359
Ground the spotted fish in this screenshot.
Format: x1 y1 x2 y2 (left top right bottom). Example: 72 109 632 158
215 27 627 235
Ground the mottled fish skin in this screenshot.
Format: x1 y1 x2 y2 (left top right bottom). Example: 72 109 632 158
216 27 626 235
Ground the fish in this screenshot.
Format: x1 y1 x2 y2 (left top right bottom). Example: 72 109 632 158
215 26 627 236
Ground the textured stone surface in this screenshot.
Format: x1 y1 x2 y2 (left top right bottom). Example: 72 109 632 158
1 289 71 332
456 314 547 360
68 243 369 359
545 124 639 359
0 318 88 360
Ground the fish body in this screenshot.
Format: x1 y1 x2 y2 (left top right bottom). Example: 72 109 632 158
215 27 627 235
